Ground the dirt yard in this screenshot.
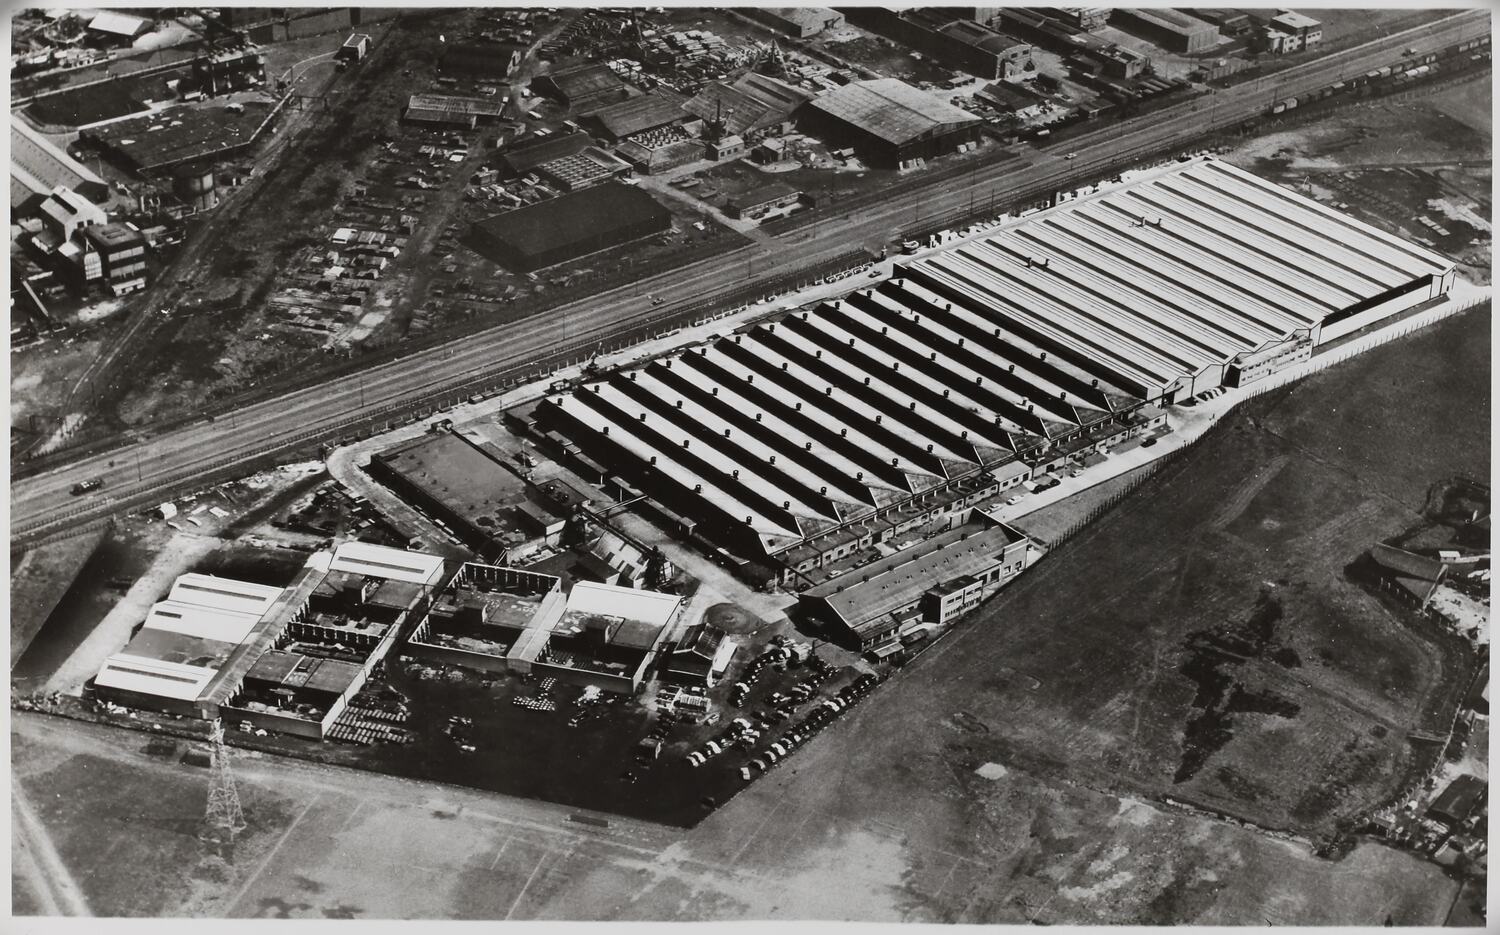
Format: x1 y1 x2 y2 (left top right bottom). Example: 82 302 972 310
1222 74 1492 285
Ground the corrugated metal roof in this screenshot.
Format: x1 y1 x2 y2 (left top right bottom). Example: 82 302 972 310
804 519 1023 629
88 11 150 37
329 541 446 585
168 573 284 617
911 157 1452 392
808 79 980 146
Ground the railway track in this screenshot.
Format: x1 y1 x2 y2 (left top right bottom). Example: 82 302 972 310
11 9 1490 542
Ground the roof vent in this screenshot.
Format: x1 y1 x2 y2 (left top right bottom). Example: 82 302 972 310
806 442 813 451
650 456 657 465
840 428 848 437
732 469 740 479
755 412 763 421
675 400 683 408
712 387 719 396
724 428 732 437
694 484 702 493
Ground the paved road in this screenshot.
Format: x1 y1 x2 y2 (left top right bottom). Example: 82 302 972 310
11 10 1488 540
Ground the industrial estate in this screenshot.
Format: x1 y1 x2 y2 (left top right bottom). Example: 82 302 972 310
9 4 1493 926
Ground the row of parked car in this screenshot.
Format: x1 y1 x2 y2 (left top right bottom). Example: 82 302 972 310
738 672 883 780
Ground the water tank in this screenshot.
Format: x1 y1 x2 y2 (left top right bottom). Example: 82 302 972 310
172 164 217 211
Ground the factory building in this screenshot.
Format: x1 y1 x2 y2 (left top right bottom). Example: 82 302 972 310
684 72 813 141
1187 9 1255 38
533 158 1455 566
582 91 693 143
408 565 682 694
800 78 982 168
746 7 846 39
77 222 149 295
497 130 594 178
1111 8 1221 54
800 512 1031 653
470 182 672 272
370 430 576 558
191 44 267 96
94 543 447 738
10 115 108 207
533 63 631 112
844 9 1035 80
1264 10 1323 55
86 11 152 46
440 40 524 79
403 93 506 129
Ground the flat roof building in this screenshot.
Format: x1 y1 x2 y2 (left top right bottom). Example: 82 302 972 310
404 93 507 128
470 182 672 272
1112 8 1221 54
534 63 631 112
801 513 1030 651
684 72 813 139
801 78 982 168
583 91 689 142
746 7 846 38
11 115 107 207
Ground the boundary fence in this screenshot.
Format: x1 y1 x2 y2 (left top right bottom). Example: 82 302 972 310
1034 291 1488 551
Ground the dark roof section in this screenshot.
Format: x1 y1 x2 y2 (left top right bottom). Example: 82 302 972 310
1428 774 1486 825
683 72 812 136
535 63 629 109
806 79 980 147
472 182 671 265
1370 543 1447 581
499 129 593 175
585 90 687 139
978 80 1048 111
671 623 726 661
440 40 525 77
728 179 800 211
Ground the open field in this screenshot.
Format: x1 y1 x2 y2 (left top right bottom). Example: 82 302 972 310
10 673 1460 924
8 525 109 668
906 306 1489 838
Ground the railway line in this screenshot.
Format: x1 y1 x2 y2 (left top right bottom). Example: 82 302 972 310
11 9 1489 543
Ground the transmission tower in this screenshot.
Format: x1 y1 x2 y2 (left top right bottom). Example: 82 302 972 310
202 720 246 850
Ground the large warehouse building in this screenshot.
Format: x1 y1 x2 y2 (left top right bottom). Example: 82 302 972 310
531 158 1455 566
470 182 672 272
94 543 448 736
800 78 982 168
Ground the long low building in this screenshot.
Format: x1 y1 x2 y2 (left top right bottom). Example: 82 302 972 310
532 157 1454 564
800 512 1031 652
471 182 672 272
800 78 982 168
94 543 448 735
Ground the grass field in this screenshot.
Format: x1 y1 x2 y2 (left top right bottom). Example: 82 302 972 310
899 307 1489 837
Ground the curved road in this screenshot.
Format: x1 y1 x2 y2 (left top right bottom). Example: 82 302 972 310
12 10 1489 540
